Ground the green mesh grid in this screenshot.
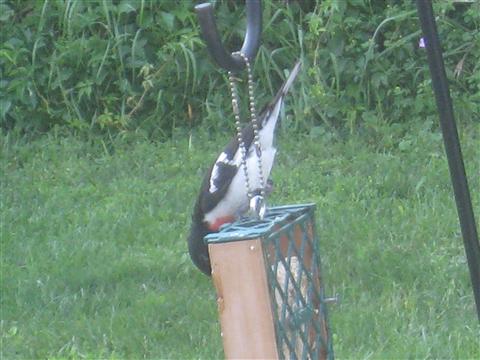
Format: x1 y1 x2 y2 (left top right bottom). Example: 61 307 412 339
206 204 334 360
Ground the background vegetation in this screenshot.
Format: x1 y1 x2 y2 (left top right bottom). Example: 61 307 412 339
1 0 479 359
1 0 479 138
2 124 479 358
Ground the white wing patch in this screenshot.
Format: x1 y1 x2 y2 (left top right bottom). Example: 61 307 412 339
209 152 237 193
204 147 277 225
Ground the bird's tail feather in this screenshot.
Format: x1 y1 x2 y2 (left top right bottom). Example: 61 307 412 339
266 60 301 110
279 60 301 97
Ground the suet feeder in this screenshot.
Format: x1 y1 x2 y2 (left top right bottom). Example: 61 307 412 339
206 204 334 359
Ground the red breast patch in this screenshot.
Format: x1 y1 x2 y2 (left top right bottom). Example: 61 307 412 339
208 216 235 231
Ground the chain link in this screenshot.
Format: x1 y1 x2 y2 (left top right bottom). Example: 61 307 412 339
228 70 251 198
228 52 266 216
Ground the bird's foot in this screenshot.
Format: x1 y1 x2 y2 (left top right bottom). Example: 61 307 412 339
249 194 266 220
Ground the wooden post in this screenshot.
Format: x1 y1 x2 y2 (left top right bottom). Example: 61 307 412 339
206 205 333 359
209 238 279 359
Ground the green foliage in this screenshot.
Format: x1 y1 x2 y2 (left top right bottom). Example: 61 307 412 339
297 0 480 133
1 0 207 138
0 0 479 138
2 121 479 358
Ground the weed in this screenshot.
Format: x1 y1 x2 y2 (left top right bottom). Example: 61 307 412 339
1 1 478 138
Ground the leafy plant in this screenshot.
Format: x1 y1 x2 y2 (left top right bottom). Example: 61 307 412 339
0 0 207 137
0 0 478 139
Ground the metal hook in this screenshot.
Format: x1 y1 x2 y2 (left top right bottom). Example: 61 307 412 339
195 0 262 72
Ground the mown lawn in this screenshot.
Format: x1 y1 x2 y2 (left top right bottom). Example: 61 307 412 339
1 121 479 359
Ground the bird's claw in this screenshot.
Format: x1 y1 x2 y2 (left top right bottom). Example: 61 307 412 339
249 195 266 220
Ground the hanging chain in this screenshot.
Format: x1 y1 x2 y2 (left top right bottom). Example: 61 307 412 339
228 67 252 198
242 52 266 198
228 52 266 218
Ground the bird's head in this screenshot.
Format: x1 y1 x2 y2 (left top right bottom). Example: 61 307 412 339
187 219 212 276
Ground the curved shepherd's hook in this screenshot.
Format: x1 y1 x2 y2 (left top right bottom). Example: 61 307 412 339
195 0 262 72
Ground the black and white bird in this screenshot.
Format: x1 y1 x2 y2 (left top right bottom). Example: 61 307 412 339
188 61 301 275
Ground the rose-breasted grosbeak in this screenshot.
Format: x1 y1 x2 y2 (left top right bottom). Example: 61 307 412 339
188 61 301 275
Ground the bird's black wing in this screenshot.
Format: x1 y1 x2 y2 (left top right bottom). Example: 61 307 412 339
198 124 254 215
196 61 301 217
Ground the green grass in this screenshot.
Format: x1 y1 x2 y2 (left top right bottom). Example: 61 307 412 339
1 121 479 359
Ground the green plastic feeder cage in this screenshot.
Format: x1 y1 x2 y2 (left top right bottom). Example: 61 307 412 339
206 204 334 359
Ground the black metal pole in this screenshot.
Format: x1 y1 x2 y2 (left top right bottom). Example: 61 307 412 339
195 0 262 72
416 0 480 322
